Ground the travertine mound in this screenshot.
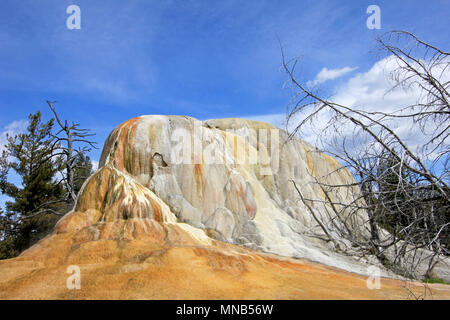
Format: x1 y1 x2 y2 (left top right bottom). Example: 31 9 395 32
69 115 371 273
0 115 449 299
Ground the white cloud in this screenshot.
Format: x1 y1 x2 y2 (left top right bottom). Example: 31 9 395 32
331 57 416 112
320 56 449 155
307 66 358 87
244 56 450 160
91 160 99 171
0 119 28 152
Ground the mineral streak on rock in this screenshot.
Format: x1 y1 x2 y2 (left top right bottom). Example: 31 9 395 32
0 115 449 299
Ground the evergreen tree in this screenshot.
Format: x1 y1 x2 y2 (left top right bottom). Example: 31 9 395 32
0 109 97 260
0 111 64 255
0 207 17 259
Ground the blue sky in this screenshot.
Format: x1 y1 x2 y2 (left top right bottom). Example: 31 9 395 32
1 0 450 206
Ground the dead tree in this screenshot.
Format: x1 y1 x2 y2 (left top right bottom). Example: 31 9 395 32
282 30 450 278
46 101 97 210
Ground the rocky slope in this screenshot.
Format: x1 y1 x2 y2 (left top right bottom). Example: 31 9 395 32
0 115 448 299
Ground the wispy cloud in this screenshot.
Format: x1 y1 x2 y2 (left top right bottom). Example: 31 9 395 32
0 119 28 152
307 66 357 87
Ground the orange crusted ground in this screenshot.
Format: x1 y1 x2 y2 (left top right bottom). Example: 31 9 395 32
0 229 449 300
